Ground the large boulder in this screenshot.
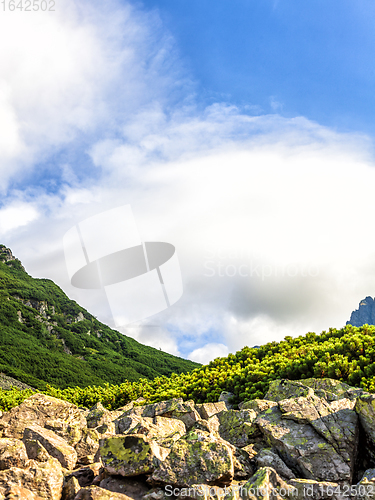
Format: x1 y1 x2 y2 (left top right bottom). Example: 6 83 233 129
3 485 44 500
302 378 367 402
255 404 352 484
151 428 234 487
265 380 314 402
23 424 78 469
355 393 375 462
278 394 358 469
213 409 258 448
99 434 169 477
0 393 86 444
0 457 64 500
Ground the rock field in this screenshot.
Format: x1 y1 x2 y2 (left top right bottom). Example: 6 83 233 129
0 378 375 499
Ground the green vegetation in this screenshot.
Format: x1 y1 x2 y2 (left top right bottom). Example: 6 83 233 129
3 322 375 412
0 245 199 393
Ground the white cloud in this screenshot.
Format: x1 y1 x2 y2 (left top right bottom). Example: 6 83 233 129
189 343 229 364
0 203 39 235
4 109 375 362
0 0 187 190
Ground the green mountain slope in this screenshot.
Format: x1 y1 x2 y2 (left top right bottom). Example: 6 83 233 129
5 322 375 413
0 245 199 390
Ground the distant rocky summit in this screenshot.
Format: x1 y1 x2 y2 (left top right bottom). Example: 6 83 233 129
347 296 375 327
0 378 375 499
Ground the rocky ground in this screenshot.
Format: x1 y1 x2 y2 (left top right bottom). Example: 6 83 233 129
0 378 375 499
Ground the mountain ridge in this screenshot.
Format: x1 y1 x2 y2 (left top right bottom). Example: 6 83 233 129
0 244 199 391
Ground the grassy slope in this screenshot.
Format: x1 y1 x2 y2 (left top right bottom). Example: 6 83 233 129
0 245 199 391
3 322 375 412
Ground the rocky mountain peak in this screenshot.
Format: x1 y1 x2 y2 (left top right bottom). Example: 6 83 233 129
0 244 16 263
347 296 375 327
0 244 26 271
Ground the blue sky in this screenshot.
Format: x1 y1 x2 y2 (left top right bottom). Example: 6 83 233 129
140 0 375 134
1 0 375 363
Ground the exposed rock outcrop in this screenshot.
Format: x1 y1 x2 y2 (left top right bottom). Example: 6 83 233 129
347 296 375 327
0 378 374 499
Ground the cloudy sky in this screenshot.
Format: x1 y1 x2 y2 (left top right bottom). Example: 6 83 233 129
1 0 375 364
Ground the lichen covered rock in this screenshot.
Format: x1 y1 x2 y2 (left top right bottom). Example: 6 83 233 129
255 404 351 484
265 380 314 403
278 394 358 470
100 434 168 477
215 409 258 447
242 467 297 499
151 428 234 487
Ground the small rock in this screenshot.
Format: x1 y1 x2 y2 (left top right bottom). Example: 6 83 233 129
75 428 100 463
61 476 80 500
86 403 112 429
289 478 346 500
65 467 95 487
239 400 278 413
233 447 254 480
74 485 133 499
195 402 227 420
218 391 235 410
99 476 150 499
